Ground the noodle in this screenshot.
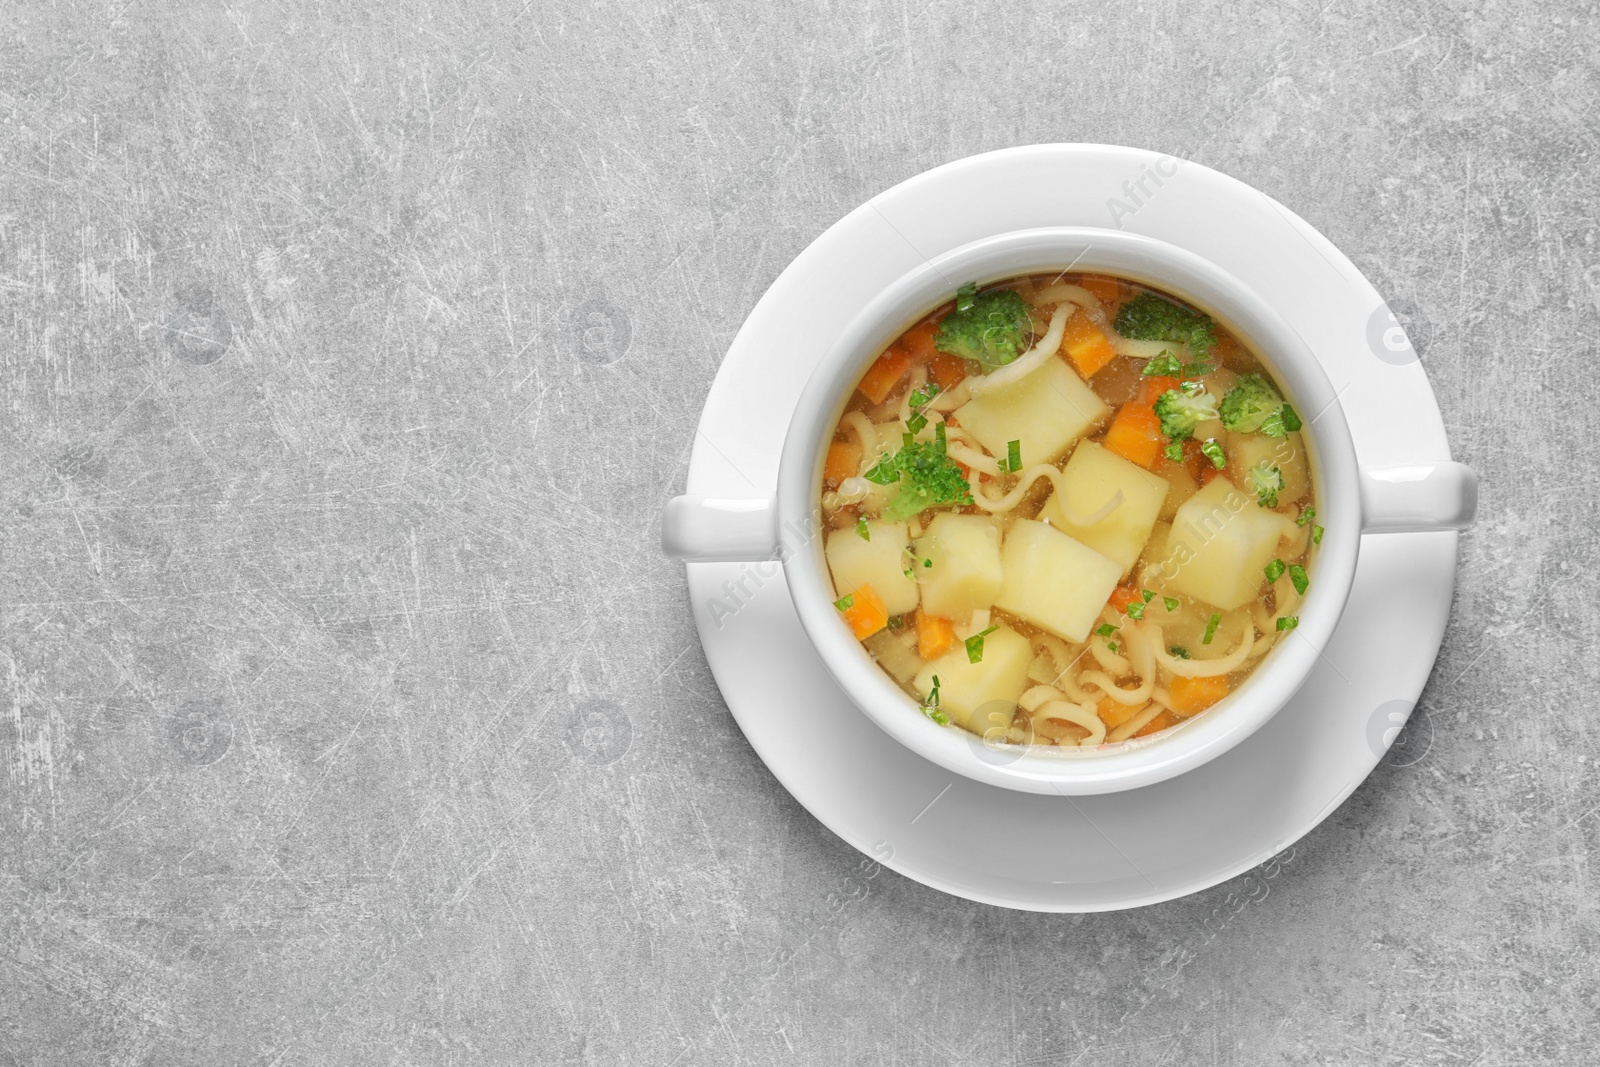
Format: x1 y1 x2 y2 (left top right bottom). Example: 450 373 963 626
843 411 880 465
971 463 1071 513
1105 702 1165 743
1149 616 1255 676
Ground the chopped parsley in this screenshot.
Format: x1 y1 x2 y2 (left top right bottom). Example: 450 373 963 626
964 625 998 664
1296 505 1317 528
1276 615 1299 632
1289 564 1309 596
903 383 941 436
1004 439 1022 474
1312 524 1324 545
1141 589 1156 603
856 515 870 541
834 594 854 611
1169 646 1191 659
863 422 974 521
1264 558 1287 583
1142 351 1183 377
1199 438 1226 470
1094 623 1119 638
1164 441 1185 462
1107 640 1121 653
1126 600 1145 620
921 674 949 725
923 558 933 568
1202 612 1221 645
1163 596 1180 612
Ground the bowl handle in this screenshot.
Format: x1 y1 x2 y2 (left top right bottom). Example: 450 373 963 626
1360 462 1478 534
661 496 779 561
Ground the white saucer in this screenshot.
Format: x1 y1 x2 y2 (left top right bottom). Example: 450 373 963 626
682 145 1458 911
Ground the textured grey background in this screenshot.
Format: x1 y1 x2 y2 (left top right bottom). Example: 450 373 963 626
1 2 1595 1064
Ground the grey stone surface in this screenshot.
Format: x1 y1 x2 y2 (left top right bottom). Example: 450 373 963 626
1 2 1595 1064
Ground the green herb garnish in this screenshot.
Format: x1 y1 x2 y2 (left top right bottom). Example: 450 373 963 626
922 674 949 725
1202 613 1221 645
1107 640 1121 653
1289 564 1309 596
1199 438 1226 470
856 516 870 541
1005 439 1022 473
1142 351 1183 377
1169 646 1191 659
1164 441 1185 462
1264 558 1287 583
1312 524 1324 545
1095 623 1118 638
1276 615 1299 632
965 625 998 664
1296 505 1317 528
1163 596 1180 612
834 594 855 611
1126 601 1145 620
1141 589 1156 603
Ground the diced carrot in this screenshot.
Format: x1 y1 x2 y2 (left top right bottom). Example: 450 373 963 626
1061 311 1118 378
837 583 889 640
915 609 956 660
900 321 940 362
1096 697 1143 730
858 346 913 404
1077 275 1123 306
1136 375 1180 406
924 352 968 392
1108 585 1140 614
1133 708 1182 738
1102 402 1165 469
823 440 861 485
1169 674 1229 717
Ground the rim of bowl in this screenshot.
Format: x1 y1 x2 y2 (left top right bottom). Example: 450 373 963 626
776 226 1362 795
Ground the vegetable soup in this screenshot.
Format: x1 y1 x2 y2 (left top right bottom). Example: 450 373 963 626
821 274 1321 748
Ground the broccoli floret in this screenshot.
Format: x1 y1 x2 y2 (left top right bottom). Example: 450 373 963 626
1245 461 1284 508
1218 373 1285 433
1153 388 1220 444
934 285 1033 369
1112 292 1216 356
864 423 974 521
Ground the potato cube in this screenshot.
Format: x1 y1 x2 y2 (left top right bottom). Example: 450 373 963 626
993 519 1122 642
1155 477 1294 610
825 521 919 616
1038 440 1169 575
1226 430 1310 505
953 358 1109 466
913 514 1003 622
913 625 1033 737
